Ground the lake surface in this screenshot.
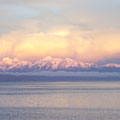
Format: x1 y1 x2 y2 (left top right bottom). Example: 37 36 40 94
0 81 120 120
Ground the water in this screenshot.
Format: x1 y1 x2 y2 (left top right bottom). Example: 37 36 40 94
0 81 120 120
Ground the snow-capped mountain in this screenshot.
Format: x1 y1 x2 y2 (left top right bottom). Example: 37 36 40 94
0 57 120 72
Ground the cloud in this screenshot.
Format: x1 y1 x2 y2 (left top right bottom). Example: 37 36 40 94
1 0 120 35
0 27 120 62
0 0 120 63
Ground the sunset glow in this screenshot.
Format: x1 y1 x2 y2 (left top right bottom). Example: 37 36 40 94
0 0 120 64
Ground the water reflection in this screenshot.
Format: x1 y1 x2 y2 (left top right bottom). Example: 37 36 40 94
0 81 120 109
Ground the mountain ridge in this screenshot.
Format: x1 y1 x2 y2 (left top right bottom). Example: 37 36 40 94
0 57 120 72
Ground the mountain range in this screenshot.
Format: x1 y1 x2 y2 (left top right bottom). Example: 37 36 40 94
0 57 120 72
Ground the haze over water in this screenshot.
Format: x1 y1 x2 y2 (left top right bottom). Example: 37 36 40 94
0 81 120 120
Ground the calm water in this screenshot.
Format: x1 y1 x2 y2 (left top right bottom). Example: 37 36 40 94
0 81 120 120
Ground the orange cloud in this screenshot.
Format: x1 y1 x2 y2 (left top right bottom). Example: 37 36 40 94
14 33 69 59
0 29 120 62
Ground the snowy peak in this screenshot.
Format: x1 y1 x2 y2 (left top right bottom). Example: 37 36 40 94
103 64 120 68
0 57 120 72
43 56 53 61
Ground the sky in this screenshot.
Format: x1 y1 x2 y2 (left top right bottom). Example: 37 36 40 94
0 0 120 64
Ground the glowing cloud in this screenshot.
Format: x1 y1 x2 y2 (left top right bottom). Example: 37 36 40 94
0 29 120 63
0 0 120 64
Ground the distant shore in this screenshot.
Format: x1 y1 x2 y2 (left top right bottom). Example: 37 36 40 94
0 74 120 82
